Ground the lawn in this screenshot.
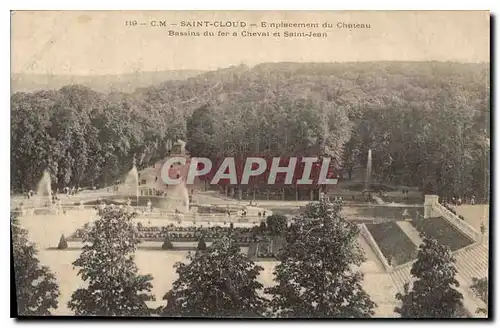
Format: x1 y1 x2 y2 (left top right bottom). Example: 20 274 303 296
366 221 418 265
412 217 474 251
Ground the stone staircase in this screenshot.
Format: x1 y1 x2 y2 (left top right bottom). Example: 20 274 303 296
454 242 488 284
389 263 412 295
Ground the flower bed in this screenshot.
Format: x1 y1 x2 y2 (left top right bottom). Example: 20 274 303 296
69 223 266 244
248 237 286 259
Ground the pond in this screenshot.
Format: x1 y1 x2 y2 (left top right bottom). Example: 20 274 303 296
347 205 424 220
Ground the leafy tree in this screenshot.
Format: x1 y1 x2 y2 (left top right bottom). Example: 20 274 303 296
470 277 488 315
265 198 376 318
10 62 489 201
266 214 288 236
57 234 68 250
395 236 464 318
186 104 219 157
68 207 154 316
197 235 207 251
159 236 267 317
12 212 60 315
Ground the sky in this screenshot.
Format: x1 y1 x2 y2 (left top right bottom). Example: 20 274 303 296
11 10 490 75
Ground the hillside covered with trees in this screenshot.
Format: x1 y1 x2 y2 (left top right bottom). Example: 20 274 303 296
11 61 490 200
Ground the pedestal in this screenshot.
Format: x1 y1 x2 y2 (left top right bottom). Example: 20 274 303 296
424 195 439 218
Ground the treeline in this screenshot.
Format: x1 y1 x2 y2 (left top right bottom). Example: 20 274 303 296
11 62 490 199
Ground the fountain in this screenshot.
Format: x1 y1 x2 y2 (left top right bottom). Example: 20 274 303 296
123 161 139 206
364 149 372 192
165 177 190 213
36 170 52 207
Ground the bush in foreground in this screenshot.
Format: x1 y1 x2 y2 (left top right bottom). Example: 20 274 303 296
68 207 154 316
12 212 60 315
395 236 464 318
266 199 376 317
159 236 267 317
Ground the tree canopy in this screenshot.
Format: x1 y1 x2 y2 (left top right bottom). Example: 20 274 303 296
395 235 464 318
160 236 267 317
68 207 154 316
12 212 60 315
265 198 376 318
265 214 288 236
11 62 489 201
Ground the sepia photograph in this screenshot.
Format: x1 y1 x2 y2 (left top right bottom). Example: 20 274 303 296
10 10 490 319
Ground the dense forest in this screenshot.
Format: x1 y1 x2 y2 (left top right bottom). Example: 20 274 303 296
11 62 490 200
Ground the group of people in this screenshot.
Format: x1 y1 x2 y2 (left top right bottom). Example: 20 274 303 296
23 185 81 202
441 195 476 206
61 186 81 197
24 190 35 199
107 185 120 192
140 189 167 197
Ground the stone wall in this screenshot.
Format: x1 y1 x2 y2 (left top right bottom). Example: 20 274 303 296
359 223 392 272
424 194 481 242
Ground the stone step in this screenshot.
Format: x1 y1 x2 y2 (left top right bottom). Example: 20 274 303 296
454 244 488 283
390 265 412 294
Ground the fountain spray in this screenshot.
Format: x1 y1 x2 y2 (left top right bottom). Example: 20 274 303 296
365 149 372 192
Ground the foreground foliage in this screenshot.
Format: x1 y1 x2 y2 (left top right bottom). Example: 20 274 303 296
266 198 376 318
395 235 464 318
160 236 267 317
12 212 60 315
68 207 154 316
470 277 488 315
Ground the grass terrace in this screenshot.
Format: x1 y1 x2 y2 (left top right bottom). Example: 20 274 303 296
366 221 418 266
412 217 475 251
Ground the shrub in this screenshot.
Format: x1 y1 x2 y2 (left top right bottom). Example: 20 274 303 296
57 234 68 249
266 214 288 236
162 234 174 250
197 236 207 251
